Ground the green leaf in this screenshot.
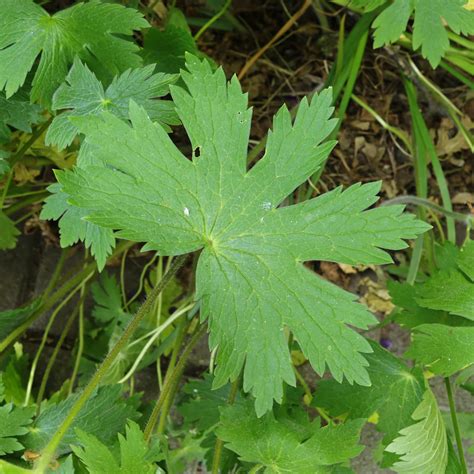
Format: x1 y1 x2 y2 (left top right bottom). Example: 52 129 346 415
0 403 34 455
0 211 20 250
0 150 10 175
180 375 241 432
23 385 140 455
412 0 474 67
444 411 474 456
58 55 429 415
385 389 448 473
457 240 474 281
72 421 162 474
142 25 199 74
406 324 474 376
40 183 115 271
46 59 179 149
388 281 470 328
0 91 42 143
372 0 413 48
314 342 425 451
0 299 41 341
0 460 31 473
217 400 364 473
370 0 474 67
1 347 29 405
0 0 149 106
179 375 241 471
91 272 129 324
416 268 474 320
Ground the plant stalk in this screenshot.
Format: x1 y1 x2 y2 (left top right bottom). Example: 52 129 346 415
445 377 467 474
211 376 240 474
144 323 206 441
35 253 188 473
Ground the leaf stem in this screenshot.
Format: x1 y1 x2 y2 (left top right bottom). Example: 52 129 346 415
211 376 240 474
35 304 79 416
194 0 232 41
35 253 188 473
144 323 206 441
157 317 190 435
445 377 467 474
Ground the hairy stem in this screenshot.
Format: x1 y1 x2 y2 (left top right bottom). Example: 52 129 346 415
35 254 188 473
211 376 240 474
157 318 190 434
35 305 79 416
144 323 206 441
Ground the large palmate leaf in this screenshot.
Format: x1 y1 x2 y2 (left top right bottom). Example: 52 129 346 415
58 55 429 415
0 0 148 106
386 389 448 473
357 0 474 67
217 400 364 473
46 59 178 149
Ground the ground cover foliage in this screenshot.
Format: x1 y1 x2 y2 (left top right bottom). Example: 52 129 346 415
0 0 473 473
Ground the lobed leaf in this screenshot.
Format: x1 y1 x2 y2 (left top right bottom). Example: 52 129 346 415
72 421 162 474
314 341 425 454
386 389 448 473
0 403 34 456
40 183 115 271
23 385 140 455
217 400 364 473
0 0 149 106
406 324 474 376
58 55 429 415
46 59 178 150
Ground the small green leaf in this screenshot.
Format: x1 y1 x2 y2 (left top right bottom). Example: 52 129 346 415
386 389 448 473
0 0 149 106
40 183 115 271
0 299 41 341
72 421 162 474
0 403 34 455
373 0 413 48
416 268 474 320
0 91 42 143
457 240 474 281
23 385 140 455
0 211 20 250
217 400 364 473
91 272 129 324
412 0 474 68
180 375 241 432
0 150 10 176
142 25 199 74
46 59 178 149
314 342 425 451
369 0 474 67
406 324 474 376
